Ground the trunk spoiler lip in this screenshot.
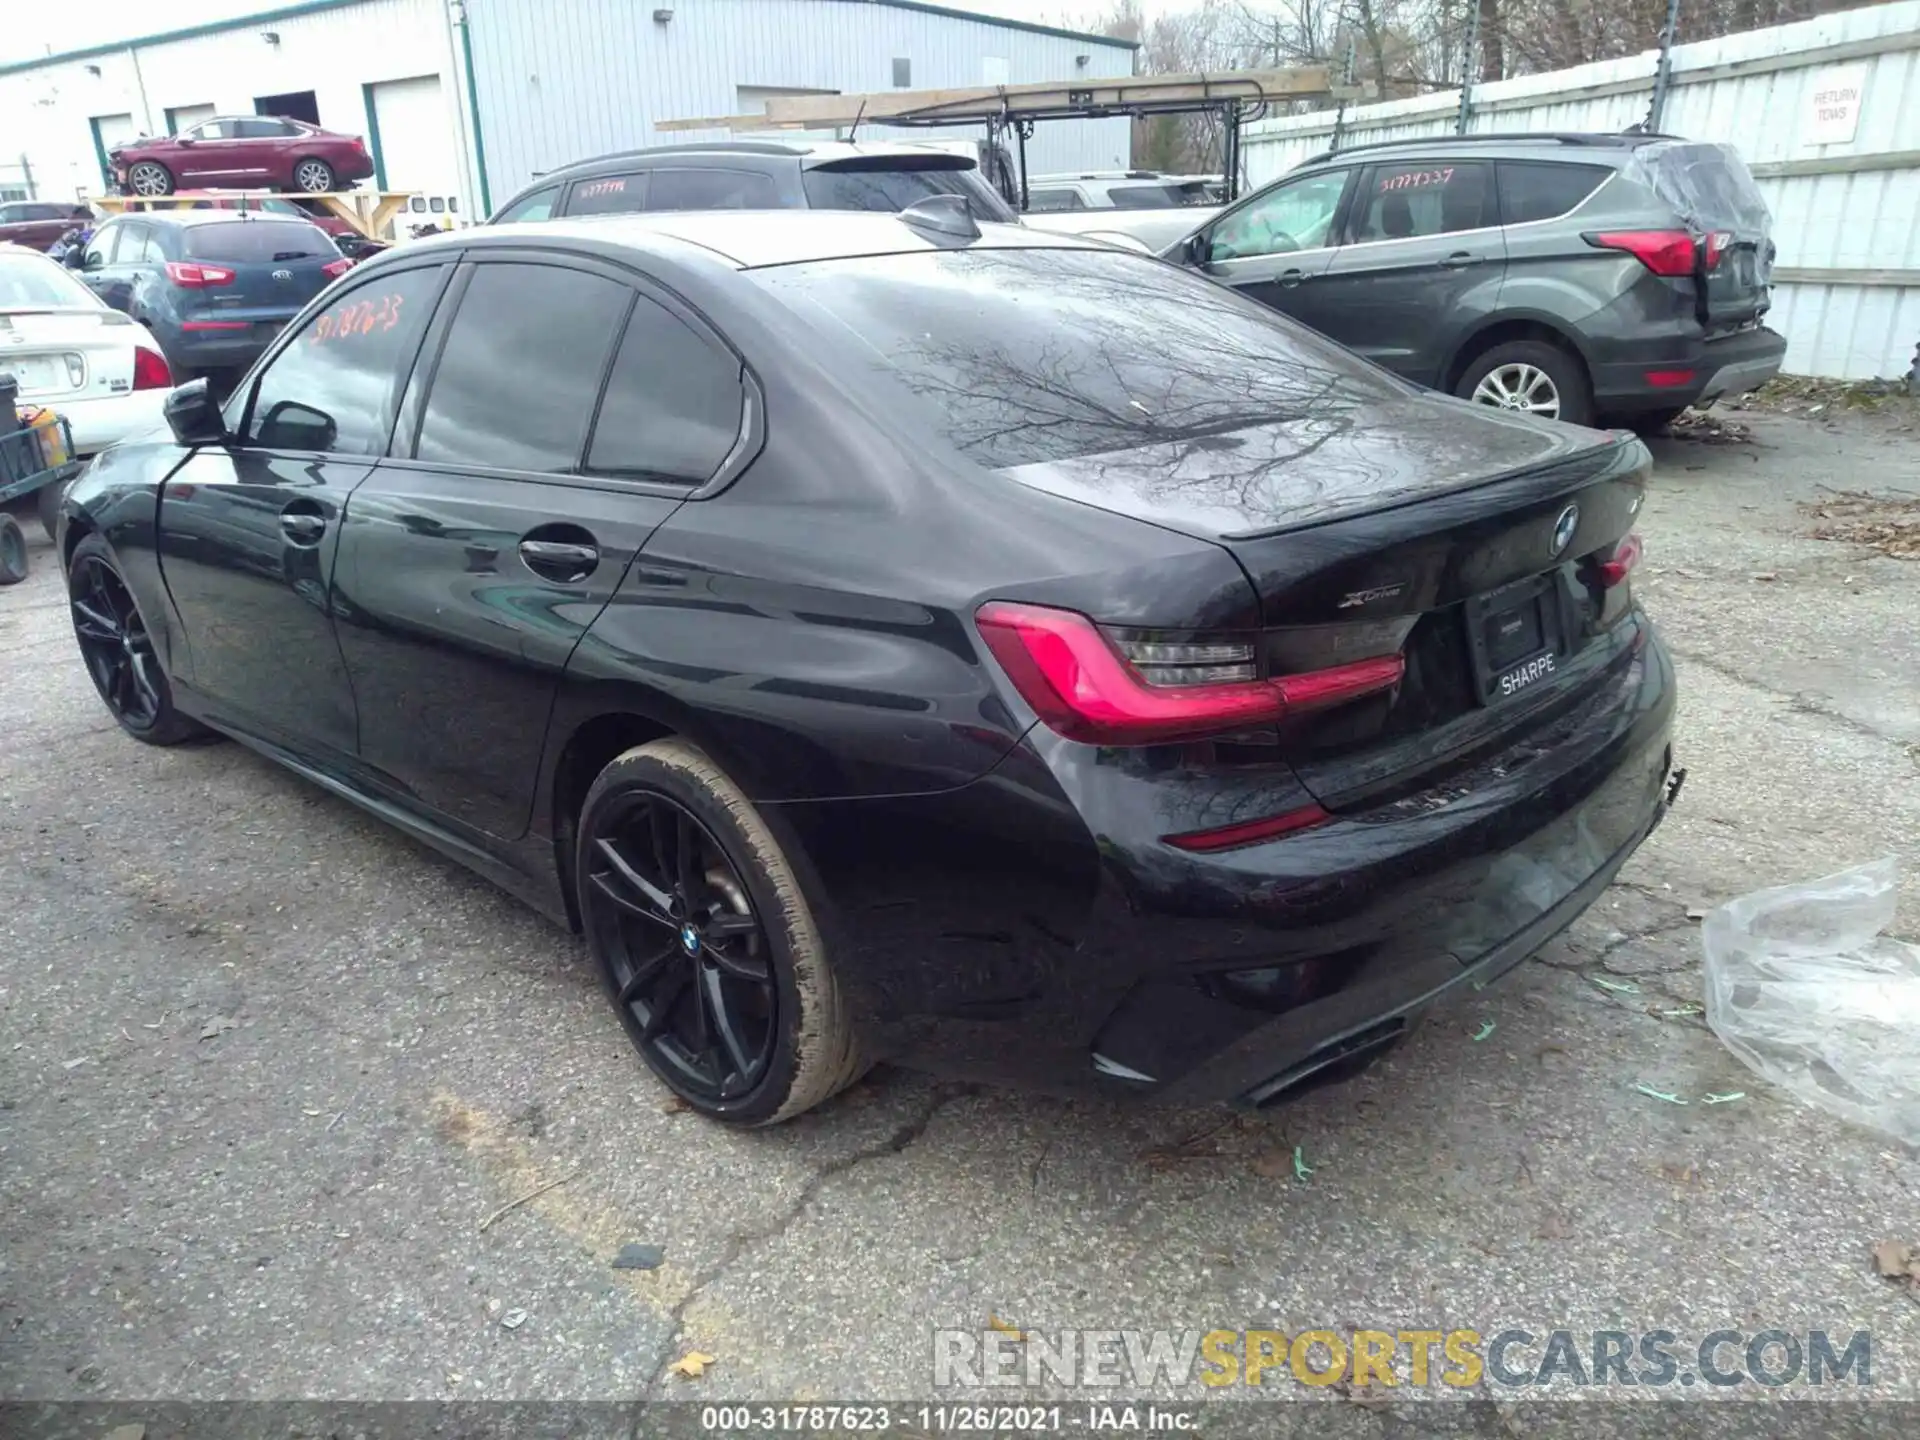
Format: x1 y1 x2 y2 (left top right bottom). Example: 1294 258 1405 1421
1216 431 1650 543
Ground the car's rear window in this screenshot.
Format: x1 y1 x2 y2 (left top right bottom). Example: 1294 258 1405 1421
1106 184 1187 209
1497 161 1610 225
751 247 1399 469
801 161 1015 221
0 254 102 310
183 220 335 261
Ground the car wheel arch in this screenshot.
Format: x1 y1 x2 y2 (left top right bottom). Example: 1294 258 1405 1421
1443 314 1595 396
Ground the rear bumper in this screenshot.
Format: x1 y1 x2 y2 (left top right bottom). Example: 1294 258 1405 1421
775 616 1677 1104
1590 325 1786 413
50 391 170 454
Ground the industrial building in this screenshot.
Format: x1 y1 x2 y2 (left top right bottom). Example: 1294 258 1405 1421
0 0 1136 216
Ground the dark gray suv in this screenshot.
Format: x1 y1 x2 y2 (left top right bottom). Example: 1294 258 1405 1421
1168 132 1785 430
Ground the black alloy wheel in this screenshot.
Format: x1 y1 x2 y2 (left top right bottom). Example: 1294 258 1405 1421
67 535 207 745
587 790 779 1105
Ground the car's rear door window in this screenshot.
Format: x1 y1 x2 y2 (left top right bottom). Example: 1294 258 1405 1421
648 168 778 210
800 160 1013 219
239 265 447 454
566 172 650 216
413 262 628 473
1348 161 1493 242
184 220 335 261
1496 162 1611 225
1106 183 1186 209
584 297 743 484
1026 188 1084 212
495 186 559 224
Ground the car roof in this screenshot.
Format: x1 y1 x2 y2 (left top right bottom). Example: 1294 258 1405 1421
1297 130 1677 167
105 209 320 228
460 209 1113 270
522 139 973 183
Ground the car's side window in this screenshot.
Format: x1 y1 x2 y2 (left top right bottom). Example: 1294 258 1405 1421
238 118 294 138
584 296 744 485
648 167 778 211
119 224 155 265
239 265 446 455
1026 188 1084 212
192 121 238 140
495 187 559 224
1208 170 1350 261
1497 161 1611 225
413 262 629 474
566 172 650 216
83 224 119 269
1348 161 1494 243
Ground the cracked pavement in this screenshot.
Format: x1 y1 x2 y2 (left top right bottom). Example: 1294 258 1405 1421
2 410 1918 1410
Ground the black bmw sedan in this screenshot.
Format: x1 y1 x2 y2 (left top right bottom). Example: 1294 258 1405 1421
57 202 1677 1125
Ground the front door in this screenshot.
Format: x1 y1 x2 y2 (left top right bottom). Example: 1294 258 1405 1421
1309 159 1505 386
330 258 752 840
1197 166 1355 338
152 259 452 760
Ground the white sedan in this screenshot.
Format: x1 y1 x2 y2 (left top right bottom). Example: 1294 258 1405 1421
1 242 173 456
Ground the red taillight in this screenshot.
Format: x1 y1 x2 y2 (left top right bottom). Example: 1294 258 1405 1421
322 257 354 279
1583 533 1642 589
1703 230 1733 269
131 346 172 391
1584 229 1697 278
164 261 235 288
1163 803 1333 853
974 601 1406 746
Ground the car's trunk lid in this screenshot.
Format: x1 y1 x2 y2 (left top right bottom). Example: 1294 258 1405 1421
1625 139 1774 333
0 308 141 401
180 219 338 324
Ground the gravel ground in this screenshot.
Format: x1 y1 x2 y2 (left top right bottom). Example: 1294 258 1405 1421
1 411 1917 1426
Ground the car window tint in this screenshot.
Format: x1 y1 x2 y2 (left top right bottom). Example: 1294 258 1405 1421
753 247 1400 470
1351 162 1493 242
84 225 119 267
1209 170 1348 260
1026 188 1084 212
184 220 334 261
243 266 443 455
415 263 627 473
567 173 649 216
648 168 778 211
238 118 293 138
585 297 742 483
121 226 157 264
800 163 1015 220
1107 184 1185 209
495 186 559 223
1498 161 1610 225
196 121 239 140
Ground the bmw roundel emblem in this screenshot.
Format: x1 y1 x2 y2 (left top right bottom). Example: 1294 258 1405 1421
681 924 701 955
1550 503 1580 558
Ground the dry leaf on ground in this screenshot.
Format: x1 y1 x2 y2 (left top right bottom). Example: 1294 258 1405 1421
669 1351 717 1379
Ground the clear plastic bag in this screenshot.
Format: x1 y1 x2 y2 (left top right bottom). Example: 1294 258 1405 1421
1703 858 1920 1143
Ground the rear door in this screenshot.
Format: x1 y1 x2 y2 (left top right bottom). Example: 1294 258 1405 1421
1194 166 1355 336
153 259 450 758
1309 159 1504 386
329 254 744 839
174 218 342 340
78 220 142 313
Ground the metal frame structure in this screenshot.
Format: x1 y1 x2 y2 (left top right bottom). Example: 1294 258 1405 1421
659 69 1339 207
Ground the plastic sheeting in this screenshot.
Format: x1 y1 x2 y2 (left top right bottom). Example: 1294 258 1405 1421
1703 858 1920 1143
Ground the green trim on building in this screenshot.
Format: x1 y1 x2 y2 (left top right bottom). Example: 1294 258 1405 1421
455 9 491 216
86 115 115 192
360 82 388 190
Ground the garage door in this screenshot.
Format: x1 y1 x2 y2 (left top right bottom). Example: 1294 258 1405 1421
167 103 215 136
370 75 457 198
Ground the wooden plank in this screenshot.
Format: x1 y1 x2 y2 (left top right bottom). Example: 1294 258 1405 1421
658 67 1331 133
91 188 417 240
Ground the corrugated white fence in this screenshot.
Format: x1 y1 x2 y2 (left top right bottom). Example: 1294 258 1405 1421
1242 1 1920 380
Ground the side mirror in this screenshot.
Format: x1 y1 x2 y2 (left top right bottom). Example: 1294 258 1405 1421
62 248 87 269
164 378 227 446
1183 232 1210 267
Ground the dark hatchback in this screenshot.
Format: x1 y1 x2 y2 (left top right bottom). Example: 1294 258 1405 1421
70 210 350 376
1169 133 1785 430
57 208 1677 1125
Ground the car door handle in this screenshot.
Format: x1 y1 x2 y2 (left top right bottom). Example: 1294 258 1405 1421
518 538 599 581
1440 252 1481 269
1277 267 1307 288
279 511 326 544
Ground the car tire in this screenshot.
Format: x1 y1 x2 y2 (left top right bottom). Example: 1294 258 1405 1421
576 738 866 1126
125 161 174 197
1456 340 1594 427
291 158 336 194
67 533 210 745
0 514 26 586
37 477 65 541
